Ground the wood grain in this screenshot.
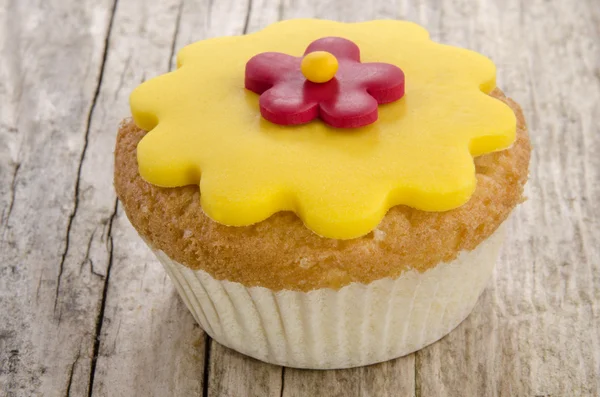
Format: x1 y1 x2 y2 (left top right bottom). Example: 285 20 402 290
414 1 600 396
1 0 598 396
85 2 206 395
1 1 118 396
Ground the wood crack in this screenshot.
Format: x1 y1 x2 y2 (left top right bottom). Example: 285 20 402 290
2 162 20 227
6 348 20 396
113 53 132 101
414 353 421 397
207 0 214 27
202 334 212 397
54 0 119 315
279 367 285 397
35 272 43 303
242 0 253 34
65 350 81 397
168 0 184 72
87 198 118 397
277 0 285 21
79 229 102 278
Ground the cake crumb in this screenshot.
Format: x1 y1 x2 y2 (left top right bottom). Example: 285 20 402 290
113 88 531 292
373 228 386 242
299 257 312 269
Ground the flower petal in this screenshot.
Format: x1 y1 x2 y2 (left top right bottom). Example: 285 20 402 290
357 62 405 103
259 82 319 125
304 37 361 61
319 90 378 128
245 52 300 94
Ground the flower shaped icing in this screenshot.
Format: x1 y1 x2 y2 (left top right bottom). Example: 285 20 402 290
245 37 405 128
130 19 516 239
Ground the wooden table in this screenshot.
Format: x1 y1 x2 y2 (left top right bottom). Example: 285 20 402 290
1 0 599 395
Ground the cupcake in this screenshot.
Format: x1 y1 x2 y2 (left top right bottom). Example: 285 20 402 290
114 19 530 369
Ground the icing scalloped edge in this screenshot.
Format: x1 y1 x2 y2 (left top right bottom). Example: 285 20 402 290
130 19 516 239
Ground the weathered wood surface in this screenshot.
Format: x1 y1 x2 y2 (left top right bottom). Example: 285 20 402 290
0 0 598 395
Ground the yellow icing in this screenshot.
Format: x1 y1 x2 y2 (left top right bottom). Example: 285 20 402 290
301 51 339 83
130 19 516 239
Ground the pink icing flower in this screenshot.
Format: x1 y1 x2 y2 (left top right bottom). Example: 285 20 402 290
245 37 405 128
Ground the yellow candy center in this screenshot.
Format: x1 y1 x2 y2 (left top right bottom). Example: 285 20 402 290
301 51 339 83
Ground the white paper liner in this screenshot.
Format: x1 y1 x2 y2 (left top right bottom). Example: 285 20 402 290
151 225 505 369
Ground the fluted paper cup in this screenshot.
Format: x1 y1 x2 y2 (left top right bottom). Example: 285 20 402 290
149 225 505 369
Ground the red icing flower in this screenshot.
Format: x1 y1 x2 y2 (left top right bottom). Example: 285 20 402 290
245 37 405 128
